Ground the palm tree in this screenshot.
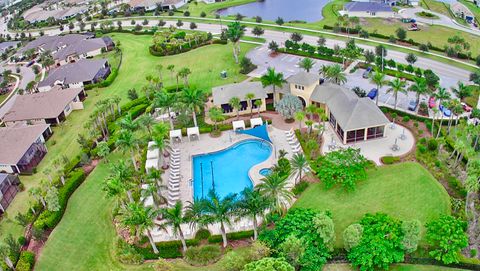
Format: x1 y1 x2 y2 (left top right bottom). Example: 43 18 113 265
237 188 271 240
260 67 286 105
116 130 140 171
409 77 429 104
200 190 237 247
0 244 15 270
257 172 293 215
434 87 451 138
290 153 309 184
119 203 160 254
431 107 438 135
254 99 263 116
294 111 305 132
226 21 245 63
136 114 155 136
182 88 205 127
369 70 387 106
298 58 315 72
160 201 190 252
119 114 139 132
305 104 317 120
245 92 255 117
153 89 175 129
167 64 175 82
447 99 462 133
141 180 165 209
387 78 407 110
208 107 225 132
177 67 192 87
103 176 131 205
229 97 241 120
325 64 347 85
451 81 472 101
319 64 330 78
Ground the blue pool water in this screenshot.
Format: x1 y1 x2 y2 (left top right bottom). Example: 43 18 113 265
193 140 272 200
259 168 273 176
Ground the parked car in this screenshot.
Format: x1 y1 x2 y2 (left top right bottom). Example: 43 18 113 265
408 100 418 111
439 104 451 117
362 67 373 79
367 88 378 100
428 97 435 108
26 60 35 67
461 102 472 112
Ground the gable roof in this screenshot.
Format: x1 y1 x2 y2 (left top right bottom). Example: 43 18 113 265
286 72 320 86
18 34 106 60
38 59 107 88
0 124 50 165
2 87 83 122
311 83 389 131
212 82 268 105
344 2 393 12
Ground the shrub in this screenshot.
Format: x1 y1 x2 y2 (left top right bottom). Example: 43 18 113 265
152 258 174 271
292 181 309 196
381 156 400 165
135 239 199 259
417 143 427 154
208 231 254 243
427 138 438 151
15 251 35 271
221 251 248 271
18 236 27 246
402 116 410 122
185 245 222 266
195 228 211 240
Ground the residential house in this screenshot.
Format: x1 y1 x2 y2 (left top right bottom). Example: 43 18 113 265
341 2 395 17
0 174 20 214
211 71 389 144
128 0 187 11
23 4 88 23
37 59 110 92
0 124 52 174
0 41 20 54
18 34 114 66
2 86 86 126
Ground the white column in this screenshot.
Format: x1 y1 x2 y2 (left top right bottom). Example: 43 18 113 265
343 130 347 145
364 127 368 141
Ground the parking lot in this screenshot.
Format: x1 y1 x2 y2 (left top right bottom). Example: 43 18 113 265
247 46 429 113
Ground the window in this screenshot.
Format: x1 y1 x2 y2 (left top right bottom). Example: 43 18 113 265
295 84 305 90
367 126 384 139
346 129 365 143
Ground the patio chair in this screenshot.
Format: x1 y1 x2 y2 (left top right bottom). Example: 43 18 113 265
169 185 180 192
168 190 180 197
292 145 302 153
170 167 180 173
285 129 294 136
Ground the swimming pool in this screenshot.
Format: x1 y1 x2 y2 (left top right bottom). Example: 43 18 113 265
192 140 272 200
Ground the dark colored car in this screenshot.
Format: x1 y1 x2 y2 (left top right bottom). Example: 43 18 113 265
367 88 378 100
26 60 35 67
439 104 452 117
362 67 373 79
408 100 418 111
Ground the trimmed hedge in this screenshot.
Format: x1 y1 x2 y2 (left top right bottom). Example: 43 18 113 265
84 67 119 90
381 156 400 165
129 104 149 119
278 48 343 64
135 239 200 259
207 230 254 243
15 251 35 271
33 169 86 230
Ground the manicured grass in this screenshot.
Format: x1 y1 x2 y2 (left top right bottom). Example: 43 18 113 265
421 0 453 18
464 85 479 107
180 0 256 16
324 263 468 271
0 33 253 245
293 162 451 247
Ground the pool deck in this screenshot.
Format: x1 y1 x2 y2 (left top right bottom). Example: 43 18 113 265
151 126 296 242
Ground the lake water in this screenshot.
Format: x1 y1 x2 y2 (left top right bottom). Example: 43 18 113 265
217 0 331 23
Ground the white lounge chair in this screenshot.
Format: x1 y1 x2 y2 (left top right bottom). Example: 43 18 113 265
169 186 180 192
285 128 294 136
170 163 180 168
292 146 302 153
170 168 180 173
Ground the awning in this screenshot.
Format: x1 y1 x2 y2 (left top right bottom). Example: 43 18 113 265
187 127 200 141
250 117 263 128
232 120 246 131
238 124 272 143
169 129 182 142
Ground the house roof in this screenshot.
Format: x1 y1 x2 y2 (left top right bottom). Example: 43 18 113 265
0 41 20 52
128 0 162 8
2 87 83 122
18 34 106 60
0 124 50 165
38 58 107 88
286 72 320 86
311 83 389 131
212 82 268 105
23 5 87 22
344 2 393 12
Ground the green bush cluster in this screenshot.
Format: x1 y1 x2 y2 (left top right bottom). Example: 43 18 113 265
15 251 35 271
292 181 309 196
381 156 400 165
195 228 211 240
33 170 86 230
135 239 200 259
116 238 144 264
150 30 213 56
208 230 254 243
185 245 222 266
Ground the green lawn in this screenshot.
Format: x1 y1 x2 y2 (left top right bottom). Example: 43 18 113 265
324 263 468 271
293 162 451 247
421 0 453 18
0 33 253 245
180 0 256 16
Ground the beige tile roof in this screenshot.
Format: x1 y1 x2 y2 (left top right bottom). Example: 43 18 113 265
2 87 83 122
0 124 50 165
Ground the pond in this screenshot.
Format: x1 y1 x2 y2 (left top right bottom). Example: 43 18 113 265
216 0 331 23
